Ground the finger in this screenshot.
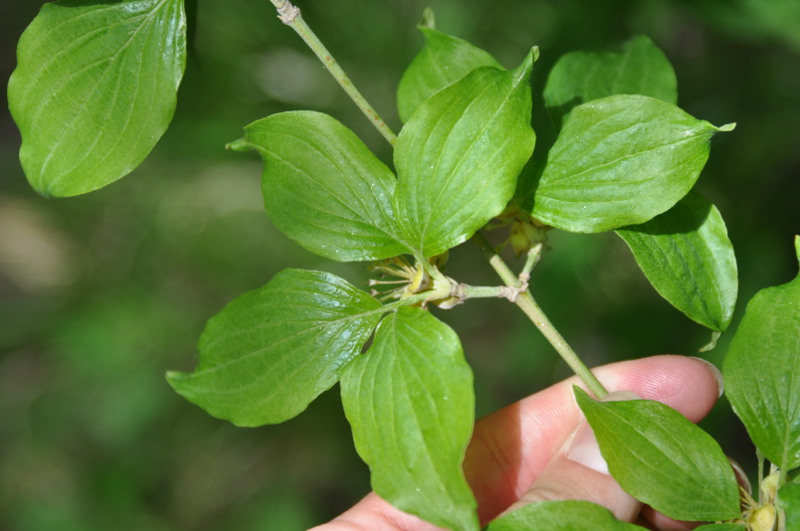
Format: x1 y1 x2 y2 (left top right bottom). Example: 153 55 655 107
465 355 723 523
311 355 723 530
500 391 644 522
639 506 702 530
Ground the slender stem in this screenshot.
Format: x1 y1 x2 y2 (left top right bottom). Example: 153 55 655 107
516 292 608 398
473 232 609 398
461 285 509 300
269 0 398 146
520 242 543 283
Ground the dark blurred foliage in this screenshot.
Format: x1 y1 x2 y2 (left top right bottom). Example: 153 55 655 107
1 0 798 529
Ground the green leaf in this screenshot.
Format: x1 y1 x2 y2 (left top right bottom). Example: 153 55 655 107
530 95 734 233
575 387 740 522
723 237 800 470
397 24 502 123
616 191 738 331
693 525 746 531
780 481 800 529
341 307 477 531
394 51 537 258
544 35 677 128
235 111 410 262
167 269 383 427
8 0 186 197
487 500 646 531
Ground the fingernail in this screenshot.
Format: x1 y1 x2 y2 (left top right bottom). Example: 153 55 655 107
565 421 609 475
690 356 725 398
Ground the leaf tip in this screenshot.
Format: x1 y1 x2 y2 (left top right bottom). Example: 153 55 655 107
419 7 435 29
698 330 723 352
718 122 736 133
513 47 538 83
165 370 189 389
795 234 800 265
573 385 592 402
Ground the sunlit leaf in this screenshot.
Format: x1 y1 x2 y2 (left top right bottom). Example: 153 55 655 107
8 0 186 197
233 111 410 262
724 236 800 470
575 387 740 522
394 50 537 258
530 95 734 233
341 307 478 531
780 481 800 529
167 269 383 427
487 500 646 531
397 21 502 123
616 191 738 331
693 524 746 530
544 35 677 128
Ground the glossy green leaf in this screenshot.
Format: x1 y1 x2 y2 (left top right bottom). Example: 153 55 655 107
487 500 646 531
341 307 477 531
167 269 383 427
8 0 186 197
530 95 734 233
397 23 502 123
724 236 800 470
693 525 745 531
394 51 536 258
544 35 677 128
780 481 800 529
575 387 740 521
616 191 738 331
233 111 410 262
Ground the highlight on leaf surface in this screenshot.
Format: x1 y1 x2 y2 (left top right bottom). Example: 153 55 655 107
341 307 478 531
394 49 537 258
232 111 410 262
575 387 740 522
167 269 384 427
530 95 735 233
8 0 187 197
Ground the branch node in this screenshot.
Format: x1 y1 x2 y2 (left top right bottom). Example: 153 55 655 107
500 285 523 303
276 1 301 24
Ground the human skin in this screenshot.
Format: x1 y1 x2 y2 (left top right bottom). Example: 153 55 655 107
310 355 724 531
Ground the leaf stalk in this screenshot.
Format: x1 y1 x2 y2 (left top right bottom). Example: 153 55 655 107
473 232 609 398
268 0 398 145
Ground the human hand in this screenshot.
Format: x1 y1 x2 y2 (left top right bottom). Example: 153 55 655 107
310 355 724 531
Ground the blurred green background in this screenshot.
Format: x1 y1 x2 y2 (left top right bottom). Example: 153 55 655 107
1 0 798 529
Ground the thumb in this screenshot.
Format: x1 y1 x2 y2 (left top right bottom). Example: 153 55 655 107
503 390 642 523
